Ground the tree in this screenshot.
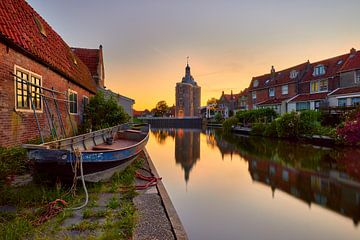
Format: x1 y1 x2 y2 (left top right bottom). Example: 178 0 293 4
153 100 169 117
207 98 218 106
80 91 130 132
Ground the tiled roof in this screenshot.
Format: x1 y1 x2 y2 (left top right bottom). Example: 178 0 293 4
288 92 328 102
301 53 349 82
339 50 360 72
257 98 288 105
249 63 308 90
328 86 360 96
72 47 99 78
0 0 96 93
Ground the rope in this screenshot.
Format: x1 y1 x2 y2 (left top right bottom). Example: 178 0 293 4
134 170 162 190
68 149 89 210
33 199 67 226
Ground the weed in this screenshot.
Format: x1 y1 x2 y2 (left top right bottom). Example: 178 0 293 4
106 197 119 209
0 217 34 240
68 220 99 231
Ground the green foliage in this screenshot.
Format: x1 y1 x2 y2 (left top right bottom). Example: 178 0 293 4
214 112 223 123
276 112 300 138
222 116 239 132
251 123 267 136
236 108 278 125
0 147 28 180
0 217 34 240
299 110 322 135
264 120 278 137
80 91 130 132
152 100 169 117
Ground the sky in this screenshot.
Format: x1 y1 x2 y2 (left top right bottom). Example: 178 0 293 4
27 0 360 110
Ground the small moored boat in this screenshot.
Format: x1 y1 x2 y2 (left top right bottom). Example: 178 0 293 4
23 123 150 182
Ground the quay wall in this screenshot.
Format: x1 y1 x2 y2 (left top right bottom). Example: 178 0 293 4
141 117 202 128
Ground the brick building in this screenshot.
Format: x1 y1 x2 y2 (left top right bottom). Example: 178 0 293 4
175 62 201 117
0 0 97 146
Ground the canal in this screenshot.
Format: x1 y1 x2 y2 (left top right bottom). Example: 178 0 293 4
146 128 360 240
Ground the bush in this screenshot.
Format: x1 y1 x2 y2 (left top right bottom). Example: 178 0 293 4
264 121 278 137
251 123 267 136
299 110 322 135
222 116 239 133
80 91 130 132
214 112 223 123
337 111 360 145
276 112 300 138
236 108 278 125
0 147 28 180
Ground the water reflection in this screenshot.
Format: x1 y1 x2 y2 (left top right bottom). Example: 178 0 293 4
151 128 360 226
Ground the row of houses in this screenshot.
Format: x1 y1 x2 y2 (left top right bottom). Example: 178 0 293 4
214 48 360 117
0 0 134 147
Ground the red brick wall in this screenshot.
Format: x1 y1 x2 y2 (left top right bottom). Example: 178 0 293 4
0 42 94 147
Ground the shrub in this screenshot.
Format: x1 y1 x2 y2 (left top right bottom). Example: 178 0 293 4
236 108 278 125
80 91 130 132
222 116 239 133
276 112 300 138
214 112 223 123
251 123 267 136
299 110 322 135
0 147 28 180
264 121 278 137
337 111 360 145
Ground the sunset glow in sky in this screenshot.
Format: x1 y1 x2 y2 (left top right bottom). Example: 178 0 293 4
28 0 360 110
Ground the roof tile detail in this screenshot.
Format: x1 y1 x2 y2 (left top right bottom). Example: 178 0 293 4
0 0 96 93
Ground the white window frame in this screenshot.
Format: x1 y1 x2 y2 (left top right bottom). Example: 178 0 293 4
313 64 325 76
253 80 259 88
252 91 257 100
281 85 288 95
14 65 43 113
310 79 328 94
290 70 298 79
269 88 275 97
68 89 78 115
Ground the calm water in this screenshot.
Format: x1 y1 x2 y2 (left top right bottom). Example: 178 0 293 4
146 128 360 240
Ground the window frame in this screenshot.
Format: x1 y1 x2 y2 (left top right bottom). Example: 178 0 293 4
310 79 328 93
14 65 43 113
281 85 288 95
313 64 325 76
268 88 275 97
68 89 78 115
338 98 347 107
356 70 360 83
296 102 310 111
252 91 257 100
289 70 298 79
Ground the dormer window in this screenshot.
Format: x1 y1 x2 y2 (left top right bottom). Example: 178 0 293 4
265 79 270 85
253 80 259 88
337 60 343 65
313 65 325 76
290 70 298 79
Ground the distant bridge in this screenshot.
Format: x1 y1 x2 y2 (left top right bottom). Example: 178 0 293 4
140 117 202 128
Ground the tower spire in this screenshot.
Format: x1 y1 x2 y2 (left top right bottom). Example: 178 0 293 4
187 56 189 66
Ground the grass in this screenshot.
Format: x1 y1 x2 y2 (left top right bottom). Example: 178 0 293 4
0 156 144 239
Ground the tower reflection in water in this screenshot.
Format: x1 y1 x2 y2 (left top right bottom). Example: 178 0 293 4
151 128 200 183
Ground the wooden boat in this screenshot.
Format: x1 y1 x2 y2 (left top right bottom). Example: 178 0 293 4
23 123 150 182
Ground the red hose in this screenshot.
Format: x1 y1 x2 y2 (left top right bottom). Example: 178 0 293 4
135 171 162 190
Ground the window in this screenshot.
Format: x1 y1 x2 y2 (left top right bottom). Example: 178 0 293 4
252 92 256 100
356 70 360 83
68 90 78 114
310 79 328 93
253 80 259 88
338 98 347 107
15 68 42 111
281 85 288 95
290 70 298 79
352 97 360 106
83 96 89 109
269 88 275 97
313 64 325 76
296 102 310 111
314 101 321 110
265 79 270 85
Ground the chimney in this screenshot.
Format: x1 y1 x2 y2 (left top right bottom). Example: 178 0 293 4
271 65 276 78
350 48 356 55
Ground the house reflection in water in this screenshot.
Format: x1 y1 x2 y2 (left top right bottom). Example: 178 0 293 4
214 132 360 226
151 129 200 183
